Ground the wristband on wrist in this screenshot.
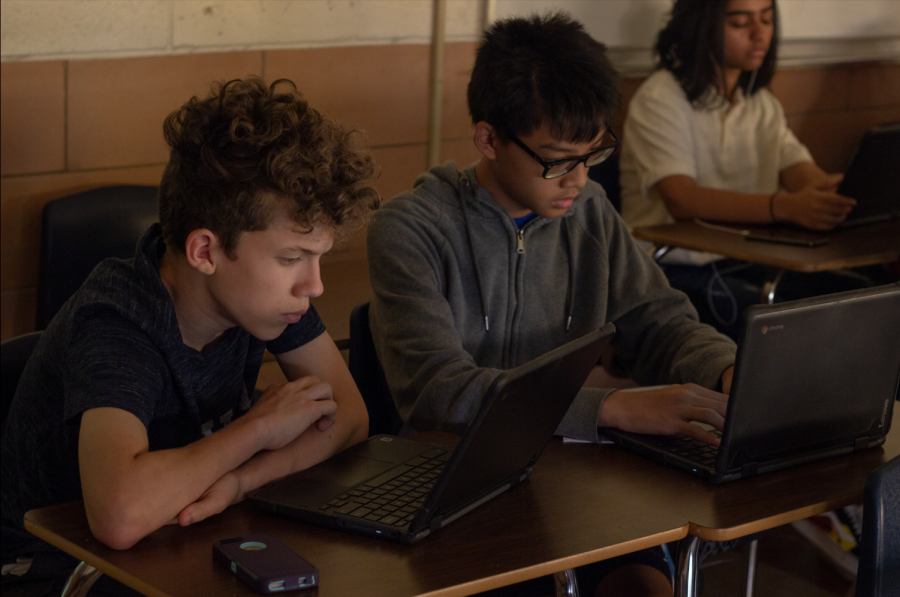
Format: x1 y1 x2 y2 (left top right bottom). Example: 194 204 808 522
769 192 780 223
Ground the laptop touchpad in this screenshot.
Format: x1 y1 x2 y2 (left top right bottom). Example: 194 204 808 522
259 453 396 507
303 453 396 486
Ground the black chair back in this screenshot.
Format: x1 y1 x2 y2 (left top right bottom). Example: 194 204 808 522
1 331 43 432
588 153 621 213
349 302 402 437
856 455 900 597
36 185 159 329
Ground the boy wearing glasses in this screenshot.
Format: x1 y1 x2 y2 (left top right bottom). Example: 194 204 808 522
368 13 736 594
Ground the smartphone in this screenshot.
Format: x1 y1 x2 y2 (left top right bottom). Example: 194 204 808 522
213 533 318 593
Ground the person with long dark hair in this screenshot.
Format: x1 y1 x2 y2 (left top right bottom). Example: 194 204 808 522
619 0 858 338
621 0 853 231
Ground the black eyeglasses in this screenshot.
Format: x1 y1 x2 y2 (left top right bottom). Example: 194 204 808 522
509 130 619 179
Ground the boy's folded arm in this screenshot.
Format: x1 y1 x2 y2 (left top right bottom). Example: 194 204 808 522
79 407 266 549
176 333 371 526
274 331 369 453
229 333 368 494
79 379 336 550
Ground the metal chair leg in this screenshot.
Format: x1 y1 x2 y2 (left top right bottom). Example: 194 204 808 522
60 560 104 597
675 536 701 597
745 538 758 597
553 568 580 597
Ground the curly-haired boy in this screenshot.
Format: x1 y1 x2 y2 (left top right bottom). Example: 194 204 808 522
1 78 379 585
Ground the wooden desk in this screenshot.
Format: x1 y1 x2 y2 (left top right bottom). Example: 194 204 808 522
24 439 688 597
25 411 898 596
633 220 900 303
591 409 899 542
663 408 900 595
632 220 900 273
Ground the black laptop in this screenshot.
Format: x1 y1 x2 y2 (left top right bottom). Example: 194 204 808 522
251 324 615 543
603 284 900 483
837 121 900 227
741 122 900 246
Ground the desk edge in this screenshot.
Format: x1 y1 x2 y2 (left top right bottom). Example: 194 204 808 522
24 512 172 597
686 493 862 541
414 527 688 597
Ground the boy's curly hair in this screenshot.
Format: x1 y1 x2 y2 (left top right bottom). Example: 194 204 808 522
159 77 380 257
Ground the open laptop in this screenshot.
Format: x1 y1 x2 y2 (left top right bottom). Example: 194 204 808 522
740 121 900 246
837 121 900 227
251 324 614 543
603 283 900 483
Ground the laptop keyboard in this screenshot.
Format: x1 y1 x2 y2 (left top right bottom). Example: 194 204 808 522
658 430 722 467
318 448 450 528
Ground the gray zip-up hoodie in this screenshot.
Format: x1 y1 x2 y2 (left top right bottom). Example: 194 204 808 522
368 162 736 442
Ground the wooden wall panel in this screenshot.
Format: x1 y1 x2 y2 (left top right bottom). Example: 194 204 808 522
787 106 900 173
1 50 898 342
770 64 852 114
0 61 66 176
848 62 900 109
442 42 478 139
267 45 430 147
440 138 482 169
68 52 263 171
369 144 429 203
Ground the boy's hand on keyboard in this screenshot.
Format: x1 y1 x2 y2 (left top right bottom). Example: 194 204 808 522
599 384 728 446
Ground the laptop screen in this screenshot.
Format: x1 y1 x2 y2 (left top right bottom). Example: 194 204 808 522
720 284 900 472
838 122 900 225
419 325 614 527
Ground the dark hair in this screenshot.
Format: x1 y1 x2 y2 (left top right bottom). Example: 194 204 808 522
159 77 380 257
467 12 620 144
655 0 780 107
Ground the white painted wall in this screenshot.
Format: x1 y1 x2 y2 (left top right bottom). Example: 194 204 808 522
2 0 899 66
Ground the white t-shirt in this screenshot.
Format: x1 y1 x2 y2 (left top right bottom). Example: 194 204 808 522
620 69 813 234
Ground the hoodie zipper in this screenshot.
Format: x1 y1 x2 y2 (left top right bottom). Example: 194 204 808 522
516 229 525 254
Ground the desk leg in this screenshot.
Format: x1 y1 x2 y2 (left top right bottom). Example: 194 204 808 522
675 536 701 597
553 568 580 597
761 268 785 304
60 560 103 597
745 538 758 597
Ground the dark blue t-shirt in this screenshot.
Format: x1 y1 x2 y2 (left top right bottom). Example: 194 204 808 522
1 224 325 533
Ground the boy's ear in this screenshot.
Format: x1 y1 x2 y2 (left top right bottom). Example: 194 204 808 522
184 229 220 275
473 121 500 160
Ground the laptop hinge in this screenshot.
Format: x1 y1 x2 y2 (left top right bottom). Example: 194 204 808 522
854 436 869 451
741 462 758 477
